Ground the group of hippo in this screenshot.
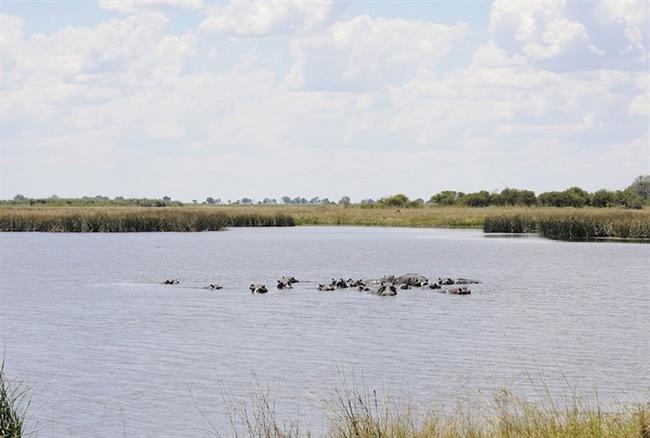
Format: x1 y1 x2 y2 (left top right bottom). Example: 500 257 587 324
164 274 478 296
316 274 477 296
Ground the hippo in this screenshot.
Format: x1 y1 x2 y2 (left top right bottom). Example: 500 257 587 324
282 276 299 284
396 274 429 287
377 283 397 296
399 284 411 290
250 284 268 294
438 277 455 285
447 287 471 295
334 278 349 289
207 283 223 290
163 279 180 285
277 278 293 289
455 278 480 284
318 283 336 291
429 283 441 290
349 279 366 288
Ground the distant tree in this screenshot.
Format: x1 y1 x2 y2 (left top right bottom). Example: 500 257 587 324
281 196 292 204
309 197 320 204
206 197 215 205
429 191 464 205
538 187 590 207
620 188 643 209
13 194 27 201
263 198 277 204
321 198 331 204
460 191 492 207
379 194 410 207
497 188 537 206
628 175 650 200
162 196 171 202
591 189 617 207
192 199 198 204
114 196 125 201
50 194 59 199
240 198 253 204
338 196 351 205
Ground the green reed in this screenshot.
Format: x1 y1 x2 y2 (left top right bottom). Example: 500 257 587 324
484 209 650 241
0 207 295 232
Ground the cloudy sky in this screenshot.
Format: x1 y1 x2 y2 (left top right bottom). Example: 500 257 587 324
1 0 648 201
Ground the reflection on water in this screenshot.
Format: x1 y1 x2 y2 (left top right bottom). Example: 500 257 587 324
1 227 649 437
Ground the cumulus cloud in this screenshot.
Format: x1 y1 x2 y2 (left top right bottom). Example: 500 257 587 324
198 0 346 36
97 0 203 13
287 15 468 91
489 0 649 71
1 3 648 199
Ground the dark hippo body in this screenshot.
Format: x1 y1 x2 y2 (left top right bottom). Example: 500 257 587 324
250 284 268 294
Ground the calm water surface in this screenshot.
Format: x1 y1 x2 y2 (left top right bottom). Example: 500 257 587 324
1 227 649 436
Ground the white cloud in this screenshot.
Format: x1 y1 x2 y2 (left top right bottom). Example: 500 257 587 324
489 0 649 71
1 4 648 200
287 15 468 91
97 0 203 13
198 0 344 37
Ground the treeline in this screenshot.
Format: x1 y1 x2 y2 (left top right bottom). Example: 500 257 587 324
371 176 649 209
2 194 183 207
3 176 648 209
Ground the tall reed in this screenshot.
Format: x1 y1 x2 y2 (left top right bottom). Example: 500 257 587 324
484 209 650 241
0 207 295 232
225 385 649 438
0 362 28 438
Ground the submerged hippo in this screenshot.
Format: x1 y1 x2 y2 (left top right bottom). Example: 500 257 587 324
454 278 480 284
334 278 349 289
447 287 471 295
377 283 398 296
250 284 268 294
428 283 442 290
163 279 180 285
318 283 336 291
396 274 429 287
438 277 455 285
277 278 293 289
206 283 223 290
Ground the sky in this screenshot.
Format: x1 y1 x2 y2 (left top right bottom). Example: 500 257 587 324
1 0 649 202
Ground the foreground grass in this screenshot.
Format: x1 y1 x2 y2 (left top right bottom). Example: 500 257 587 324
228 385 650 438
0 362 27 438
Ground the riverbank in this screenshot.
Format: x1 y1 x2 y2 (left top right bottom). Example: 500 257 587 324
233 387 649 438
0 206 648 240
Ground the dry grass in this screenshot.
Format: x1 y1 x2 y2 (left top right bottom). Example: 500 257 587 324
226 384 650 438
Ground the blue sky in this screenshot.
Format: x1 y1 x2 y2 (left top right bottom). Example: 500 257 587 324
1 0 648 201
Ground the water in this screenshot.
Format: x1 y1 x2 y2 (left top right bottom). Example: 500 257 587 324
1 227 649 436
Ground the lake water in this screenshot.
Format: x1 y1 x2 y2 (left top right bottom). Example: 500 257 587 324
1 227 649 436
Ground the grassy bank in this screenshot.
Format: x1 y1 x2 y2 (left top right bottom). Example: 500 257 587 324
483 209 650 241
0 206 648 239
228 385 649 438
0 207 295 232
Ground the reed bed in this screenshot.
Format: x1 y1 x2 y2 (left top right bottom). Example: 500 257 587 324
483 209 650 241
0 207 295 232
0 206 648 240
226 384 649 438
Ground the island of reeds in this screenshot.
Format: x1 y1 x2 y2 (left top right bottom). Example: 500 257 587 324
1 176 649 240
